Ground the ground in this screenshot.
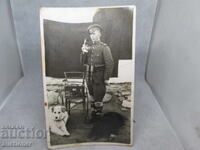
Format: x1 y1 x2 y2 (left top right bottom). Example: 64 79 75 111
50 95 131 146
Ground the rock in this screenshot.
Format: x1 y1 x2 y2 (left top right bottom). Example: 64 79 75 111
122 82 131 88
117 87 124 91
106 87 118 93
121 107 128 111
121 91 131 96
116 91 122 97
107 84 122 94
126 95 132 102
103 93 112 103
122 100 132 108
46 77 65 86
118 97 125 102
47 91 63 105
113 92 118 96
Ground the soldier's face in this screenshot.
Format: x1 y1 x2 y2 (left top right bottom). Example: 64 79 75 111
89 28 101 42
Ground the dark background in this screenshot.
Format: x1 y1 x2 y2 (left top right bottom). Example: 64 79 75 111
44 7 133 78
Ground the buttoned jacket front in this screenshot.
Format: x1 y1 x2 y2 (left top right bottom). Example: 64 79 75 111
80 41 114 81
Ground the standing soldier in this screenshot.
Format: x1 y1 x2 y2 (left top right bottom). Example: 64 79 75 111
80 24 114 119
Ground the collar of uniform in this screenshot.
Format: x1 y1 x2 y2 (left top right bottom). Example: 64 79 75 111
93 41 101 45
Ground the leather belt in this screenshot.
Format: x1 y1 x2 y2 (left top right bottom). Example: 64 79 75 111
84 64 105 72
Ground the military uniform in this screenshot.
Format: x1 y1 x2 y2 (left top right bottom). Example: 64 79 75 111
80 36 114 116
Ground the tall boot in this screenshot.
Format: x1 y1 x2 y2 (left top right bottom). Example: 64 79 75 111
94 102 103 116
90 102 103 122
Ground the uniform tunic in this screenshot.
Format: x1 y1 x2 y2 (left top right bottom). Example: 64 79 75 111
80 41 114 102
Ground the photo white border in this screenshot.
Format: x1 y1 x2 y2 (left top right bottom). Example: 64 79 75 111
40 5 136 149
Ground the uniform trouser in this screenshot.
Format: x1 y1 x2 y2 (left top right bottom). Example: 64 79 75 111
87 71 106 102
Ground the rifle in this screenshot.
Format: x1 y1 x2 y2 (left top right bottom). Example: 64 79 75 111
81 38 93 84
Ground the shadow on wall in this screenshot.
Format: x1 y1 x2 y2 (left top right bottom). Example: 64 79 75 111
44 7 133 78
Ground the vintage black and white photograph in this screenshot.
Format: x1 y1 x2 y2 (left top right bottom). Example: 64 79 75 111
40 6 135 149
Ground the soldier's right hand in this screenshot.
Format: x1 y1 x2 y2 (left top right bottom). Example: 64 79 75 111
81 44 89 53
